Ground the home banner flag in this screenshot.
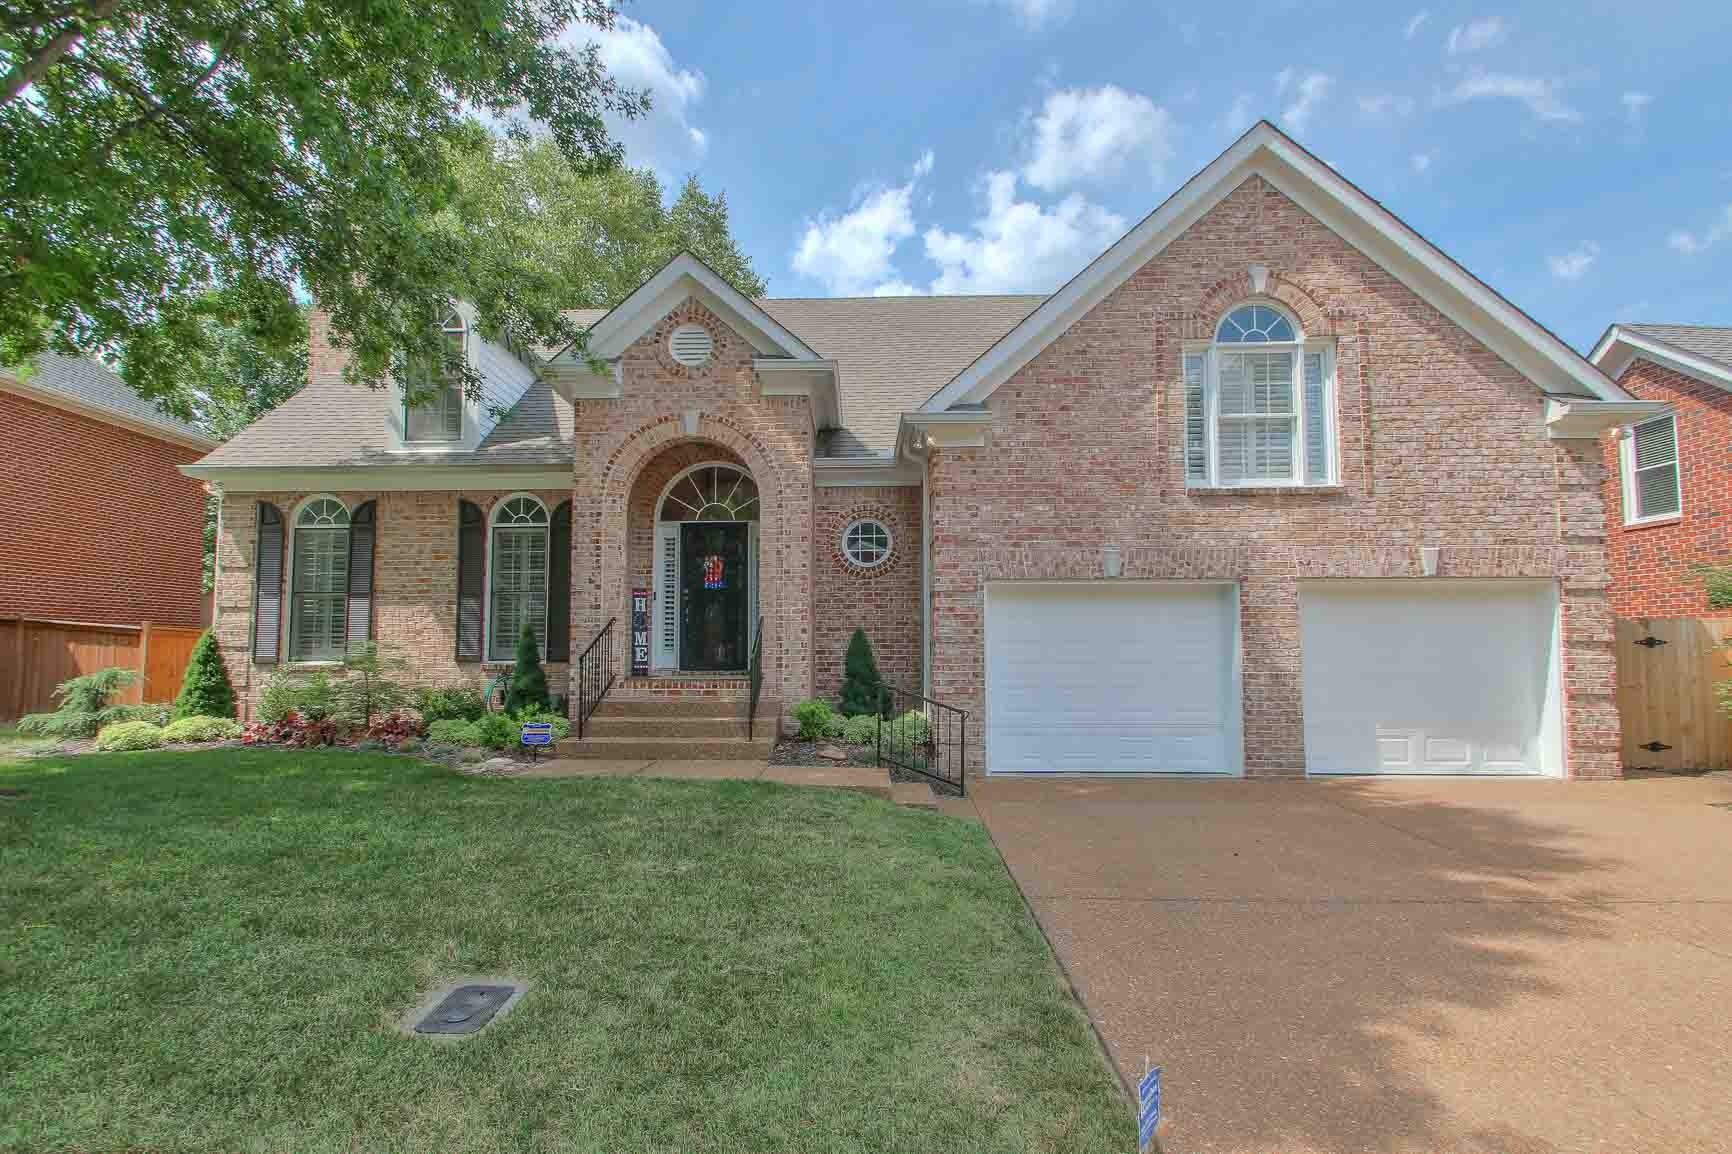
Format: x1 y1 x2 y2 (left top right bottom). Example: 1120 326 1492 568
1137 1064 1161 1151
630 588 651 676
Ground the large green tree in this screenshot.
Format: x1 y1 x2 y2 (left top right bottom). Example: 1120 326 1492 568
1 0 648 404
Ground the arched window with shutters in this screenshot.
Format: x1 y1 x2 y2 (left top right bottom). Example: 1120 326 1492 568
289 496 351 661
488 494 550 661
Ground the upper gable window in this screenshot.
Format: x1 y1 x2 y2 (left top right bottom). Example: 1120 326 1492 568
405 310 465 443
1621 414 1681 524
1185 304 1336 488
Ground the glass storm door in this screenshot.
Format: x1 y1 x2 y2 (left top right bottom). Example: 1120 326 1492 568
680 522 748 671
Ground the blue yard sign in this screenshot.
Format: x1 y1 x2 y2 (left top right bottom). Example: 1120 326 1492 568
1137 1064 1161 1151
520 723 554 746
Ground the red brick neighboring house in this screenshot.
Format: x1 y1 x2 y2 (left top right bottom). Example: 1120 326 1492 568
1 353 215 626
1590 324 1732 618
189 122 1660 778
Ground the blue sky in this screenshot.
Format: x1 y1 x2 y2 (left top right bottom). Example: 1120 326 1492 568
583 0 1730 352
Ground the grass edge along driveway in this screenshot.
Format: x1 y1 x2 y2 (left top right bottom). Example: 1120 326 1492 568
0 749 1129 1153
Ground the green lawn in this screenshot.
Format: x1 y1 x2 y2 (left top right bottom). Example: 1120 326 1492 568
0 749 1128 1153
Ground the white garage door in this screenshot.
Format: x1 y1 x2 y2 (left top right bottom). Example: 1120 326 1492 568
1299 581 1563 776
985 582 1240 775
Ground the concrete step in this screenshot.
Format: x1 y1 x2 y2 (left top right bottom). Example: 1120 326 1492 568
582 714 753 739
554 734 776 761
593 696 779 718
890 781 939 811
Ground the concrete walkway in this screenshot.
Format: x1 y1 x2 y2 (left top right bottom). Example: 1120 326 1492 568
512 757 881 789
971 773 1732 1154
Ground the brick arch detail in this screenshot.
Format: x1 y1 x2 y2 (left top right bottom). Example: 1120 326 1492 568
1185 268 1342 341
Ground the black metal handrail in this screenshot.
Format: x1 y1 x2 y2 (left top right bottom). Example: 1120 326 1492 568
876 685 968 795
574 618 617 740
746 615 765 742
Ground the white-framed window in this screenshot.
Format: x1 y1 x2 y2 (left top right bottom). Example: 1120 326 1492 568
1184 304 1336 488
289 496 350 662
488 494 549 661
1622 413 1682 524
842 518 892 568
404 310 466 442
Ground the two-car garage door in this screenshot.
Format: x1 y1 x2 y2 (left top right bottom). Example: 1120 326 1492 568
983 579 1562 776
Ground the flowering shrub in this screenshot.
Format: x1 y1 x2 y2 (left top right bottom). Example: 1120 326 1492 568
242 711 351 747
364 710 425 748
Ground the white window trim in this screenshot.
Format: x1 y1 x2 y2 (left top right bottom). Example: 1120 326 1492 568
287 494 351 664
399 308 471 448
655 460 758 523
485 492 551 662
1620 414 1683 526
1183 338 1338 489
841 518 894 569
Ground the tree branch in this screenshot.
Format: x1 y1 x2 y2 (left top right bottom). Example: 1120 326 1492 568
100 35 232 161
0 0 119 106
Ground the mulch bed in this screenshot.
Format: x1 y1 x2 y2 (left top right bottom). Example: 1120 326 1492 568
769 739 877 769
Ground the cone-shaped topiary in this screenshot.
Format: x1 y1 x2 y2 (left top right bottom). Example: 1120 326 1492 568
505 622 550 713
172 630 237 720
837 627 885 717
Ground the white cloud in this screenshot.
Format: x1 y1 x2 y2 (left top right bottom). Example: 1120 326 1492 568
1358 92 1415 118
925 171 1124 293
977 0 1072 28
1021 85 1174 193
1221 92 1255 137
1446 16 1508 55
1276 69 1333 131
793 179 919 296
1436 73 1580 122
913 149 935 179
871 280 920 297
584 18 708 175
1622 90 1654 124
1668 205 1732 256
1405 10 1430 39
1547 241 1600 281
1411 150 1436 173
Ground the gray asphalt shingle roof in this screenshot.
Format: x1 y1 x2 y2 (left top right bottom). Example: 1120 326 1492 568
5 352 213 445
1624 324 1732 370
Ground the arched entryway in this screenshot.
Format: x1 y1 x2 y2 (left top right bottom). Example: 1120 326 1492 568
652 461 760 671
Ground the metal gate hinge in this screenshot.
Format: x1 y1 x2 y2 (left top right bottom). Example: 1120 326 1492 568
1634 636 1668 648
1639 741 1673 753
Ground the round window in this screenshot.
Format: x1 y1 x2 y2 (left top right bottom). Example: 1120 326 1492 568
842 519 892 568
668 323 714 367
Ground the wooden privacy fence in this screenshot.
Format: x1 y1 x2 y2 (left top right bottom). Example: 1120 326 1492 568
1615 616 1732 772
1 617 204 719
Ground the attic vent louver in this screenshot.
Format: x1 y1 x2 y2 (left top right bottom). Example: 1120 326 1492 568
669 324 713 367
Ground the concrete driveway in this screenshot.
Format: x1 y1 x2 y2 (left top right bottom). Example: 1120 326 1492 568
970 773 1732 1154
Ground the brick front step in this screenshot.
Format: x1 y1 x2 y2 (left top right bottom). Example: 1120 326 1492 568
592 696 781 719
611 676 751 700
553 734 776 760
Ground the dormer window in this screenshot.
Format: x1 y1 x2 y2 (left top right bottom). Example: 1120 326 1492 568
405 310 466 443
1184 304 1336 488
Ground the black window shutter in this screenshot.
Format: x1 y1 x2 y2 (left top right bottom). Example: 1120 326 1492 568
547 500 572 661
456 500 484 661
252 503 284 665
346 500 377 650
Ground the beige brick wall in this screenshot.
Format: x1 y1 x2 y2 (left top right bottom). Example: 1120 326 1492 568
812 485 923 702
214 488 572 717
572 298 816 720
926 175 1619 778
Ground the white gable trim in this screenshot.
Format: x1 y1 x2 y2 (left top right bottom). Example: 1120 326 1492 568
1590 325 1732 395
577 253 821 362
922 121 1626 412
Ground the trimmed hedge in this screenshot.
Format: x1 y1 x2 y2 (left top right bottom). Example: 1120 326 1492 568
162 715 244 743
95 721 166 751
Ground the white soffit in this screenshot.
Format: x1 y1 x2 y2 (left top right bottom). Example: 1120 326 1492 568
1589 325 1732 395
921 121 1626 412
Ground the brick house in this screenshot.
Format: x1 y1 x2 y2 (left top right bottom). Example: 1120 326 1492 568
1589 325 1732 618
2 352 215 626
187 122 1660 778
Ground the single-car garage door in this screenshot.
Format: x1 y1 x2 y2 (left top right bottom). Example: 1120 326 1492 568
985 581 1240 775
1299 580 1563 776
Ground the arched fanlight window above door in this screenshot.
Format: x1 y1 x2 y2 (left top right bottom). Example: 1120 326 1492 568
657 463 759 522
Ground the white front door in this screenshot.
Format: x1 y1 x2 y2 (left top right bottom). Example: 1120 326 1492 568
1298 580 1563 776
984 581 1241 775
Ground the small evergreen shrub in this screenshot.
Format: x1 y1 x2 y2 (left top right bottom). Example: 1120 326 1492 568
840 713 880 746
333 643 409 727
791 698 843 740
95 721 165 751
259 669 336 722
162 715 243 743
837 629 885 717
414 684 487 723
474 711 522 750
504 623 550 713
54 667 136 713
172 631 237 719
16 711 101 738
427 719 484 746
98 703 171 727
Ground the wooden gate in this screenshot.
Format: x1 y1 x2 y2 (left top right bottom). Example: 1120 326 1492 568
1615 616 1732 771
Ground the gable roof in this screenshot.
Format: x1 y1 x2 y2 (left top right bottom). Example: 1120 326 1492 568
575 252 822 362
2 352 215 449
1591 323 1732 393
922 120 1628 413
